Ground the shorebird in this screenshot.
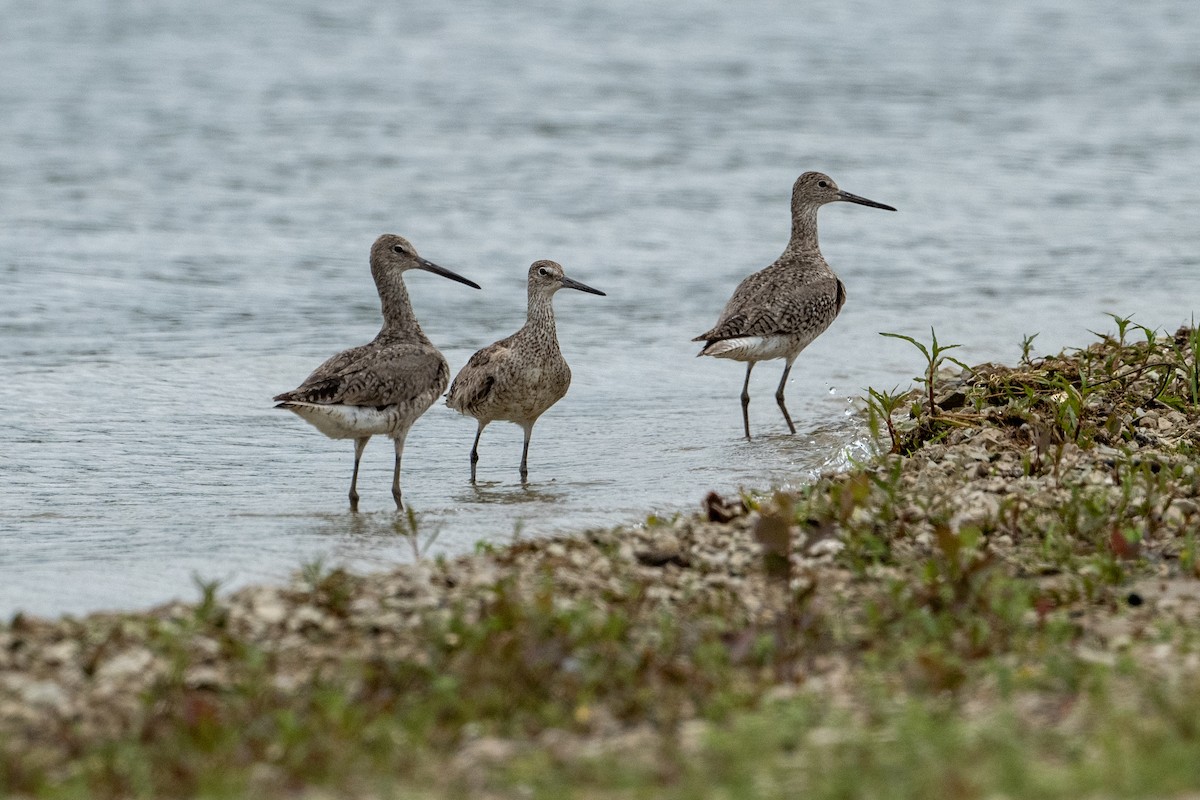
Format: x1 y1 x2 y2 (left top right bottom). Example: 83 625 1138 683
447 260 605 483
694 172 895 439
274 234 480 511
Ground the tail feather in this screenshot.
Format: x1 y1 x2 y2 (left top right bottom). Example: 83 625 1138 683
697 335 799 361
697 338 741 358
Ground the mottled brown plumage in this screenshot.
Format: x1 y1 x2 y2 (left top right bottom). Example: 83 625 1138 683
274 234 480 510
447 260 605 483
694 172 895 439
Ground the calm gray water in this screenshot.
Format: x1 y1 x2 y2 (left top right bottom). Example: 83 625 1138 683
3 1 1199 617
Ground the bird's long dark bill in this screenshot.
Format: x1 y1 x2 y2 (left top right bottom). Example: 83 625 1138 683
561 276 606 296
419 258 482 289
837 190 897 212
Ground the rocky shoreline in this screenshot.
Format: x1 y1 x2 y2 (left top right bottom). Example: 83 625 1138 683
3 324 1200 798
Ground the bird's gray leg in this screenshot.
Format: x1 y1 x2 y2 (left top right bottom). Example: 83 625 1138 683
349 436 369 512
741 362 755 440
391 434 406 509
519 423 534 483
775 359 797 435
469 422 486 484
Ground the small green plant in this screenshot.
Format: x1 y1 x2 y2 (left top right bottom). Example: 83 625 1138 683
1019 332 1040 365
880 327 969 418
1133 322 1159 350
1107 312 1135 347
394 505 441 560
1048 373 1092 444
1179 318 1200 407
299 557 358 616
300 556 328 589
864 385 906 453
191 573 224 626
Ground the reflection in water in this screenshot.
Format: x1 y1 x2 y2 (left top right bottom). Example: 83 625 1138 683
302 510 449 562
465 482 571 506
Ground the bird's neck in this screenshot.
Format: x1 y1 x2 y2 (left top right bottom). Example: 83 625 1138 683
784 205 824 262
525 289 558 338
374 269 427 341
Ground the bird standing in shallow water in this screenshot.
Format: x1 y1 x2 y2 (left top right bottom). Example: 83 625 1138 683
694 172 896 439
274 234 481 511
447 260 605 483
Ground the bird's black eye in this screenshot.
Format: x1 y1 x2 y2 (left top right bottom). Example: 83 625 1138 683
391 245 404 254
537 267 549 276
818 180 828 188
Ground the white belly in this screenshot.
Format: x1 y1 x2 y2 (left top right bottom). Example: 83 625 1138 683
281 402 409 439
699 335 807 362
